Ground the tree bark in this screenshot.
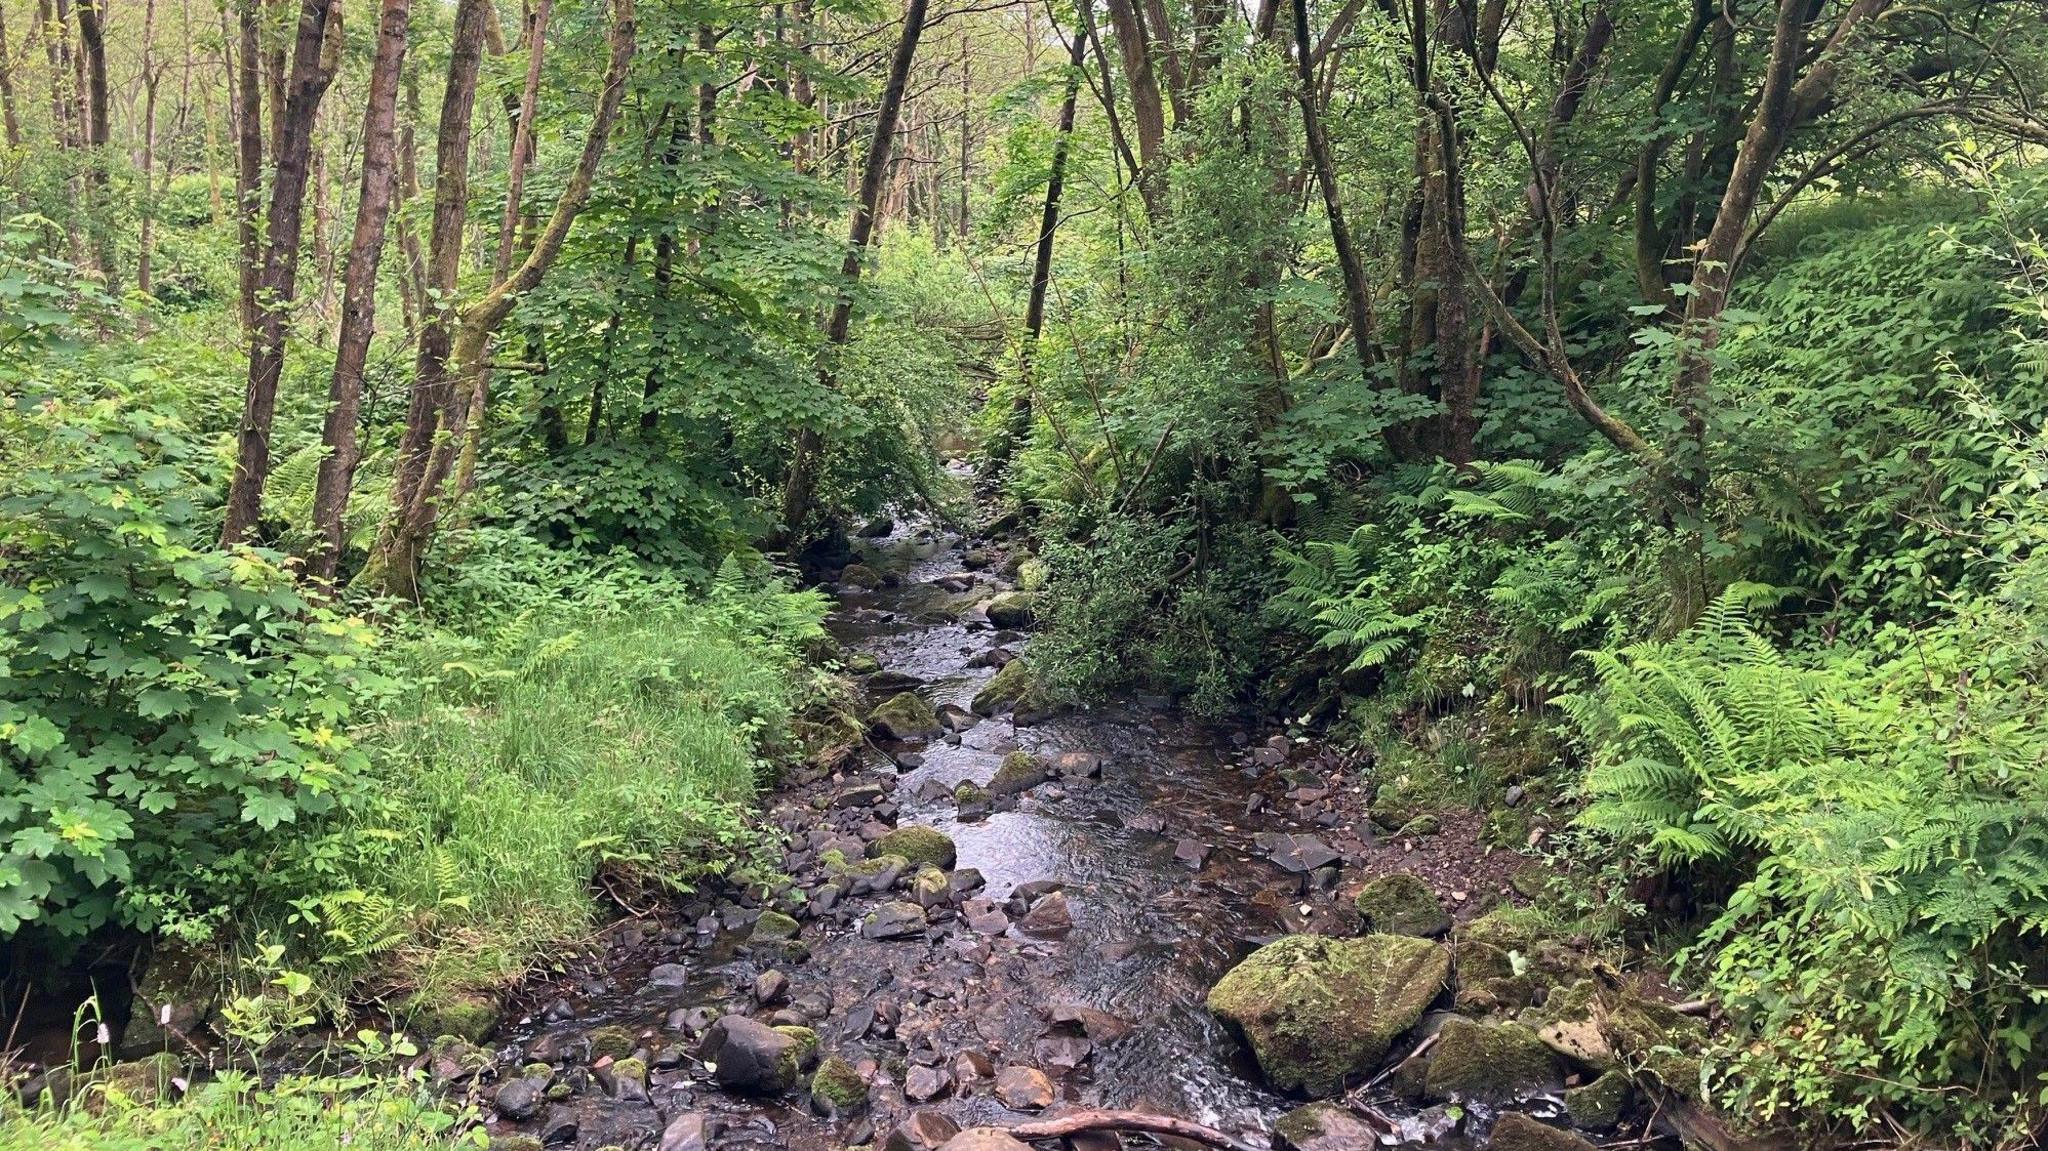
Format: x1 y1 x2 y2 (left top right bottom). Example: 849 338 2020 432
233 0 263 329
220 0 342 546
778 0 931 539
373 0 636 601
493 0 551 284
307 0 412 583
72 0 114 287
1101 0 1167 214
1291 0 1377 391
0 7 22 148
137 0 161 298
993 4 1088 467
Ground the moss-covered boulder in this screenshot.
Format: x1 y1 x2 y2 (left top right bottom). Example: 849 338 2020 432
407 990 502 1044
1600 991 1709 1100
775 1025 821 1072
1522 979 1615 1071
751 909 802 942
1565 1069 1633 1129
1488 1112 1597 1151
1206 934 1451 1097
984 591 1037 628
988 751 1047 797
1354 873 1451 937
812 1055 868 1111
871 692 941 740
1452 937 1538 1013
1421 1016 1560 1103
118 943 215 1057
869 826 956 869
588 1024 638 1062
970 659 1062 722
841 563 884 589
86 1053 182 1111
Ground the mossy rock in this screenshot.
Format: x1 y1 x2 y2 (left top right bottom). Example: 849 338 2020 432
491 1137 546 1151
752 909 802 942
1422 1016 1560 1103
841 563 884 589
119 943 216 1057
971 659 1034 717
1451 938 1538 1013
775 1025 821 1076
984 590 1038 628
1565 1069 1633 1129
847 652 883 675
407 990 502 1044
1600 992 1708 1100
1354 872 1451 937
588 1025 638 1062
954 781 991 807
1272 1100 1383 1150
870 692 941 740
1206 934 1451 1097
1487 1112 1597 1151
868 826 956 869
1482 806 1535 849
811 1055 868 1111
86 1053 182 1112
1394 813 1441 838
1016 559 1049 592
988 751 1047 797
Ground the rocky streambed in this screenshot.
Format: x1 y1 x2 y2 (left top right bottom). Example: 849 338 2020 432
424 518 1704 1151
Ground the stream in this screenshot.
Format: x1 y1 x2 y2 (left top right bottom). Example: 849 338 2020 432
478 513 1561 1151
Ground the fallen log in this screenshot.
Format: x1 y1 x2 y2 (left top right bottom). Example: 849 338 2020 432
1009 1109 1265 1151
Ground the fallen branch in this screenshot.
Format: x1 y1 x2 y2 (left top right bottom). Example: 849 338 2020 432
1009 1109 1265 1151
1357 1029 1439 1094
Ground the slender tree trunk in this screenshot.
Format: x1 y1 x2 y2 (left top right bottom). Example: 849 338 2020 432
220 0 341 546
993 6 1086 467
233 0 263 329
374 0 636 601
0 7 22 148
137 0 161 299
1291 0 1375 390
493 0 551 284
778 0 930 538
306 0 411 583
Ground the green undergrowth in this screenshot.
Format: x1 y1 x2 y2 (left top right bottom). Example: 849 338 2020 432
0 1066 474 1151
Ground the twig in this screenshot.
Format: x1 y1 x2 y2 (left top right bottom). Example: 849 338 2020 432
1356 1030 1439 1094
1008 1108 1264 1151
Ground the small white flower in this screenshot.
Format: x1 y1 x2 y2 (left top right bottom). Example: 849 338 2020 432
160 1004 173 1025
96 1022 111 1046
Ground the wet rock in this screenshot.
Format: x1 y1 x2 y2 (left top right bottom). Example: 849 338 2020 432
886 1110 964 1151
118 943 214 1059
970 658 1056 720
1354 872 1451 938
1005 879 1062 914
863 900 929 940
1262 833 1342 875
938 703 980 732
1565 1069 1633 1129
931 573 976 592
954 781 993 819
602 1056 649 1102
914 777 956 803
833 782 888 809
539 1106 579 1146
992 1065 1055 1111
846 651 883 675
1599 989 1709 1100
859 516 895 538
658 1111 716 1151
1047 1003 1133 1044
841 563 884 589
1017 890 1074 937
493 1077 546 1121
647 962 690 989
1423 1016 1559 1103
952 1049 995 1083
948 868 986 897
409 990 502 1044
989 751 1049 796
871 692 942 740
984 591 1038 628
811 1055 868 1112
1488 1112 1598 1151
587 1024 637 1062
750 909 801 942
912 865 953 909
1206 934 1451 1097
753 970 789 1006
1527 980 1613 1070
869 826 957 869
940 1132 1032 1151
1174 838 1211 869
964 900 1011 934
1273 1101 1383 1151
700 1015 801 1094
1034 1033 1092 1070
1051 750 1104 778
1128 813 1166 834
904 1064 954 1102
429 1036 492 1082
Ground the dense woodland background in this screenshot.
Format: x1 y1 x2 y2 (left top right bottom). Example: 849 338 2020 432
1 0 2047 1146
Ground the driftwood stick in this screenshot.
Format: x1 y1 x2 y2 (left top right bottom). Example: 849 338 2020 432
1009 1109 1265 1151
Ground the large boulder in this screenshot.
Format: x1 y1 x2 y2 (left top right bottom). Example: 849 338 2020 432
984 591 1038 628
699 1015 802 1094
1599 990 1709 1101
1421 1017 1560 1103
988 751 1048 797
871 692 942 740
118 943 215 1057
869 825 957 869
1353 872 1451 938
970 659 1061 722
1206 934 1450 1097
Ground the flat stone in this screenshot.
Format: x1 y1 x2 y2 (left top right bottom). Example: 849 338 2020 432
993 1065 1055 1110
646 962 690 988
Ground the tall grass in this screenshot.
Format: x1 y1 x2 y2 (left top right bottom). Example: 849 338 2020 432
0 1071 468 1151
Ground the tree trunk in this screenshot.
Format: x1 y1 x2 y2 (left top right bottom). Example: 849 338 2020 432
73 0 113 284
233 0 263 329
493 0 551 284
220 0 342 546
306 0 411 583
1291 0 1376 391
137 0 161 299
778 0 930 539
374 0 636 601
1100 0 1167 214
0 7 22 148
993 6 1087 468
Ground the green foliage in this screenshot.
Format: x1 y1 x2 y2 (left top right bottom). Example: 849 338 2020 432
0 401 385 941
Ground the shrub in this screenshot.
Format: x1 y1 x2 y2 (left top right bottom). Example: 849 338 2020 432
0 402 385 941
